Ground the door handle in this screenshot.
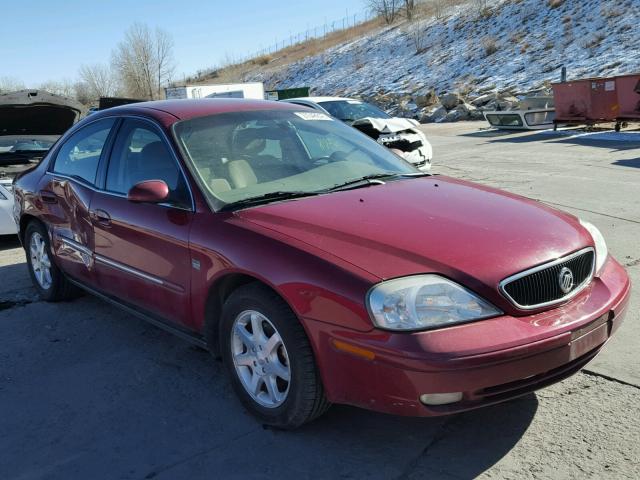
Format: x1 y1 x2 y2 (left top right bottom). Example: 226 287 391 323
39 190 58 204
91 209 112 226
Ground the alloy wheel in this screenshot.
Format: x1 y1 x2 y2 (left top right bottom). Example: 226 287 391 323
30 232 52 290
231 310 291 408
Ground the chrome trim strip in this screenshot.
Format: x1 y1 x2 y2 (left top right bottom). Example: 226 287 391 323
46 172 193 212
499 247 596 311
94 254 185 293
59 236 93 257
95 254 163 285
58 236 183 293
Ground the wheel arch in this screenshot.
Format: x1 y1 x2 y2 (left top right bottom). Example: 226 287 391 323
19 214 44 247
204 272 298 358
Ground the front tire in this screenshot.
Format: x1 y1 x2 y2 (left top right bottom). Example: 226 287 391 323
25 221 78 301
220 283 330 429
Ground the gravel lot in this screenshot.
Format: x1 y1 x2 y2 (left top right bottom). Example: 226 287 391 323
1 122 639 479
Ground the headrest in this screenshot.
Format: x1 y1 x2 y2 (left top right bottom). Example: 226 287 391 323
233 127 284 156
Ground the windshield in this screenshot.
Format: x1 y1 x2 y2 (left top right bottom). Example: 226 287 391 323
173 109 417 209
318 100 391 122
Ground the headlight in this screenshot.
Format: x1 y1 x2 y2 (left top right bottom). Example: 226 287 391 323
367 275 502 331
579 219 608 274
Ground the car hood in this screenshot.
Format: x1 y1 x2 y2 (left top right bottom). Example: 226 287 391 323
237 176 592 312
0 90 84 137
351 116 420 133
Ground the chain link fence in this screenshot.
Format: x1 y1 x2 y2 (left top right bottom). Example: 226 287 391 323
240 10 375 63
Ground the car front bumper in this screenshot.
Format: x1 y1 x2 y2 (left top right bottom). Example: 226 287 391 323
304 256 631 416
401 145 432 171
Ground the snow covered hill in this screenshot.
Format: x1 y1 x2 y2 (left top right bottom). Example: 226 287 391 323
248 0 640 120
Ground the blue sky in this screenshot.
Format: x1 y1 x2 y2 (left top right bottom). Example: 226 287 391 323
1 0 365 86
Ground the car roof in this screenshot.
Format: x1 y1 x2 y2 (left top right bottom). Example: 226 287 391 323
102 98 300 122
286 97 355 104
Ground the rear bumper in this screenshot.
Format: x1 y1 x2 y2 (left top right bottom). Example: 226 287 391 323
305 257 631 416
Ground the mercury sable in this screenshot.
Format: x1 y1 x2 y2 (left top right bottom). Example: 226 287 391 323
13 99 630 429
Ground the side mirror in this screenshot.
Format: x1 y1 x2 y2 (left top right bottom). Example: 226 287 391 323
127 180 169 203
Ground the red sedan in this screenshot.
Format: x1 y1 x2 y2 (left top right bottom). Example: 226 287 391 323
13 99 630 429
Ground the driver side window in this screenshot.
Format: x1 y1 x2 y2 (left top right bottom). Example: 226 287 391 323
105 120 190 209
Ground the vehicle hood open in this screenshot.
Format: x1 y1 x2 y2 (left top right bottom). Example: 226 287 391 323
351 116 420 133
0 90 84 137
236 176 592 313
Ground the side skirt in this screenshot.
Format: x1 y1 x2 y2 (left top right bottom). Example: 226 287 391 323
67 277 208 350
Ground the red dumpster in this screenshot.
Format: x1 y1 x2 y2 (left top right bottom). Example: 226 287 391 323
552 77 619 127
615 74 640 121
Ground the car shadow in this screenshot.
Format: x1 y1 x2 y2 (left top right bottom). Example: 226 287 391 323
463 128 640 151
459 128 526 139
612 157 640 169
0 271 538 480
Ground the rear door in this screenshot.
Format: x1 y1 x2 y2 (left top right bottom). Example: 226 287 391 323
91 118 194 326
43 117 117 286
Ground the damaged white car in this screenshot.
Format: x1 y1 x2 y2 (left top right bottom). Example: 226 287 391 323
285 96 432 171
0 177 15 235
0 90 84 235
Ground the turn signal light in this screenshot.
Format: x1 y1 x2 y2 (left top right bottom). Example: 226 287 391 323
331 339 376 361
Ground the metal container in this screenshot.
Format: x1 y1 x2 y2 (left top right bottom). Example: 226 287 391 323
615 74 640 121
265 87 311 101
552 77 619 127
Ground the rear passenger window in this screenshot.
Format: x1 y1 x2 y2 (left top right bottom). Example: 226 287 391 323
53 118 115 185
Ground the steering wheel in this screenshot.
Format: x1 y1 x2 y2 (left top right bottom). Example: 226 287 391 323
311 155 336 167
311 148 360 167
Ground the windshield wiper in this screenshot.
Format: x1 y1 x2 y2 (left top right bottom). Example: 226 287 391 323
219 190 324 212
327 172 430 192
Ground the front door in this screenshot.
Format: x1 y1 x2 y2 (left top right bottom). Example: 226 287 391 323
91 118 194 326
43 117 116 286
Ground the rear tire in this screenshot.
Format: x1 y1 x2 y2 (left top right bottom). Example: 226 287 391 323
220 283 330 429
25 221 78 302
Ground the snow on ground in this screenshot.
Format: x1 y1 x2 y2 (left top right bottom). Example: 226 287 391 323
249 0 640 100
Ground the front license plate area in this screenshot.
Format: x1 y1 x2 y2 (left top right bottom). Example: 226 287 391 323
569 319 610 360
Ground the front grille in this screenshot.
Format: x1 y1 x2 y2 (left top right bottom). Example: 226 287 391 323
500 248 595 309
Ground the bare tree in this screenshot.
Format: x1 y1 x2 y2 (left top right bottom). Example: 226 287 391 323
368 0 401 24
473 0 489 12
111 23 176 99
74 81 92 105
432 0 446 19
78 63 121 101
38 79 76 98
154 29 175 97
404 0 416 20
408 26 428 53
0 76 25 94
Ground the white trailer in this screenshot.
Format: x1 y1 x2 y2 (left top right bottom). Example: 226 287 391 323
165 83 264 100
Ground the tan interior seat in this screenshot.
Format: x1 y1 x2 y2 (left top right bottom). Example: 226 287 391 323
209 178 231 193
228 159 258 189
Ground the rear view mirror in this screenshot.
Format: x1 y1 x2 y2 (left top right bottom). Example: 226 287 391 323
127 180 169 203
